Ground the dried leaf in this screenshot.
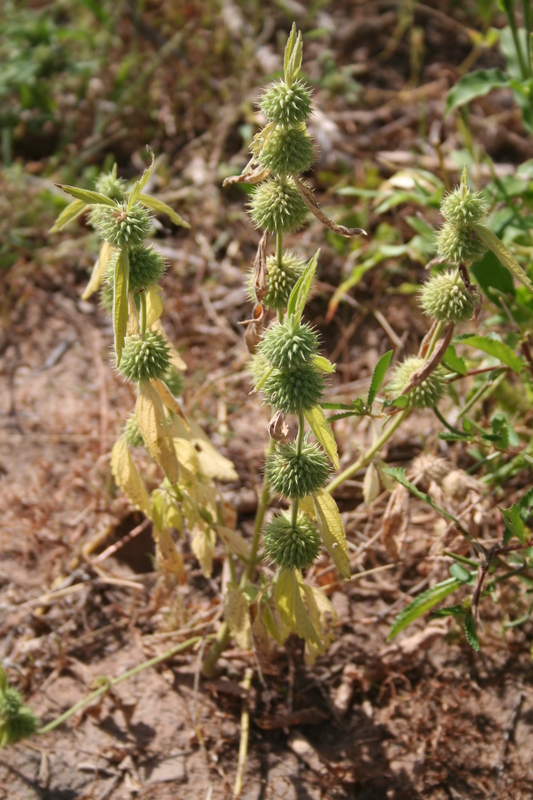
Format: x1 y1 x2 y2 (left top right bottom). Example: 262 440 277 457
268 411 289 442
82 241 113 300
222 165 271 186
252 231 269 303
151 378 189 429
381 484 409 559
153 527 185 581
191 528 215 578
146 284 163 327
363 463 381 505
136 383 180 484
110 438 151 516
216 525 251 560
171 417 238 482
294 176 367 237
224 587 252 649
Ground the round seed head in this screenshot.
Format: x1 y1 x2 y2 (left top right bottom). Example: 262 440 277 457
99 282 114 314
95 171 127 201
263 511 320 569
440 182 487 226
260 78 312 126
0 687 23 720
260 318 319 370
162 368 184 398
266 440 329 499
122 413 144 448
387 356 446 409
118 331 170 383
259 124 314 175
107 244 165 294
0 706 39 746
248 353 271 385
248 251 305 312
420 270 474 323
250 176 308 234
435 221 488 265
91 202 152 247
262 364 324 414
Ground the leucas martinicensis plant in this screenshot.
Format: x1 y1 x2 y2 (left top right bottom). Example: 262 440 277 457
326 166 533 650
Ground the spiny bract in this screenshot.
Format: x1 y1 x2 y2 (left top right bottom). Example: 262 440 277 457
266 440 329 499
387 356 446 409
435 221 488 265
259 124 314 175
262 365 324 415
250 176 308 234
420 270 474 323
0 687 39 747
260 318 319 370
263 510 320 569
122 412 144 448
248 252 306 312
260 78 312 126
107 244 165 294
91 203 152 247
118 331 170 383
95 171 127 201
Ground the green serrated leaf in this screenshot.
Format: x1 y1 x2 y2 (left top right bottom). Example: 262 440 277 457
127 147 155 210
304 405 339 469
57 185 116 207
442 345 467 375
471 223 533 293
457 333 523 373
464 612 480 651
431 604 467 618
287 251 319 321
138 194 190 228
499 504 527 544
445 68 510 115
388 577 463 640
367 350 393 406
50 198 87 233
113 248 129 366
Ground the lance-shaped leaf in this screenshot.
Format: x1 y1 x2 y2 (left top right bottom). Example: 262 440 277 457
464 611 480 651
82 241 113 300
171 416 238 482
136 382 180 484
50 198 86 233
275 568 322 647
367 350 393 406
113 247 129 366
304 405 339 469
471 223 533 292
56 185 116 207
138 193 190 228
145 285 163 327
287 250 319 321
224 586 252 649
151 378 189 428
455 333 523 373
191 528 215 578
153 526 185 581
127 146 155 210
110 438 151 516
312 488 351 579
388 577 463 640
313 355 336 374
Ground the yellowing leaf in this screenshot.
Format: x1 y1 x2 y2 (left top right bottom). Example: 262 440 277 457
151 379 189 428
299 495 316 518
50 198 86 234
224 587 252 649
263 603 288 645
312 355 336 374
312 488 351 579
363 463 381 505
146 284 163 327
171 417 238 482
274 568 321 647
191 528 215 578
153 526 185 581
173 437 199 476
82 241 113 300
300 580 337 664
304 406 340 469
136 383 180 484
113 248 129 366
110 438 151 516
215 525 251 560
127 292 140 335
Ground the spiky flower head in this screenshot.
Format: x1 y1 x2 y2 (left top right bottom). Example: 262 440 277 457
250 176 308 234
122 413 144 448
248 251 305 312
440 169 487 226
118 331 170 383
262 365 324 414
107 244 165 294
420 270 474 323
248 353 270 385
91 202 152 247
95 170 127 202
259 124 314 175
260 318 319 370
266 440 329 499
99 282 113 314
263 510 320 569
0 686 39 747
260 78 312 126
387 356 446 409
435 221 487 265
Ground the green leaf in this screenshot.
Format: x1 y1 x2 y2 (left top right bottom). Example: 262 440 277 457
287 250 319 322
57 185 117 207
456 333 523 373
471 248 515 306
499 504 527 544
138 194 190 228
50 198 87 233
449 563 473 583
127 147 155 210
304 405 339 469
471 223 533 293
491 411 520 449
442 345 467 375
113 248 129 366
388 577 463 640
312 488 351 579
284 23 298 84
432 604 467 618
464 612 480 651
367 350 393 406
275 567 321 646
312 355 336 374
445 68 510 115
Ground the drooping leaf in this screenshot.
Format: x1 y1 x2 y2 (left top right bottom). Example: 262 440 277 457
152 379 189 428
113 248 129 366
136 383 180 484
445 68 510 115
153 526 185 581
275 568 321 647
110 438 151 516
464 611 480 651
57 185 116 207
300 579 337 664
138 194 190 228
456 333 523 373
263 603 288 646
312 488 351 579
50 198 87 233
363 462 381 505
191 528 215 578
304 405 339 469
287 250 319 322
82 241 113 300
388 577 463 640
471 223 533 293
173 437 199 476
367 350 393 406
